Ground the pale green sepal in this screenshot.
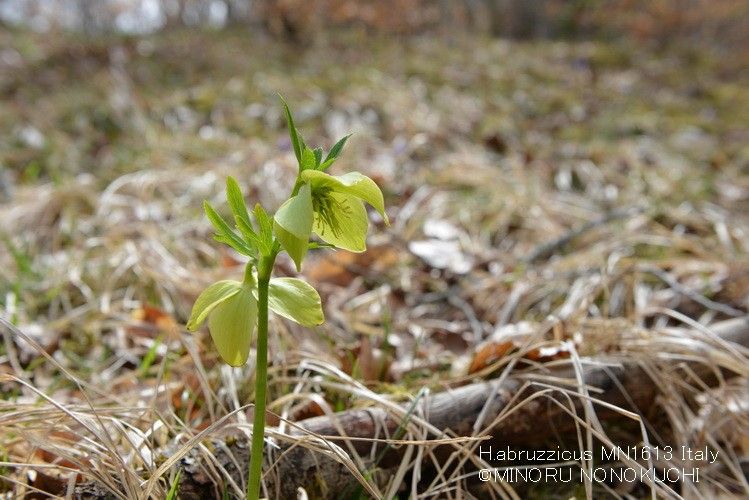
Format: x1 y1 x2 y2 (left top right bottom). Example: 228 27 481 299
313 192 368 252
302 170 388 224
187 280 242 331
268 277 324 326
273 223 308 271
207 284 257 367
273 183 313 270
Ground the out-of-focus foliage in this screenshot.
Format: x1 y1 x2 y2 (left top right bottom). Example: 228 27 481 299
2 0 749 53
1 24 747 187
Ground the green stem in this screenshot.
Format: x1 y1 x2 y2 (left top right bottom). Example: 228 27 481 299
290 178 303 197
247 255 274 500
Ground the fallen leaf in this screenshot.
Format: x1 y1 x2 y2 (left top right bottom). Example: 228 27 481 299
337 337 392 382
467 341 513 374
27 469 72 498
524 345 571 363
307 245 399 286
220 248 243 268
130 304 178 335
291 399 326 421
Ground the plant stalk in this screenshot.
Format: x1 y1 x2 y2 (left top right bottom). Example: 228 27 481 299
247 256 274 500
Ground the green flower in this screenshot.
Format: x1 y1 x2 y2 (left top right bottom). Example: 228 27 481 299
273 170 388 270
187 277 324 366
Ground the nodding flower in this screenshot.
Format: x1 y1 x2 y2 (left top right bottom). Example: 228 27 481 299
273 170 388 270
187 280 257 367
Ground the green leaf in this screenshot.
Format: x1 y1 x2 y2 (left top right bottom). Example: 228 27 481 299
307 241 335 250
322 134 351 167
252 203 274 256
273 183 313 270
300 146 316 172
318 159 335 171
214 233 255 257
313 147 323 168
208 284 257 366
166 469 182 500
253 204 273 237
279 95 302 164
226 176 256 239
187 280 242 330
204 201 256 256
312 192 368 252
268 277 324 326
138 335 162 377
302 170 388 223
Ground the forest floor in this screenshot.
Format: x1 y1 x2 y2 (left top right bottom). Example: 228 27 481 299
1 28 748 498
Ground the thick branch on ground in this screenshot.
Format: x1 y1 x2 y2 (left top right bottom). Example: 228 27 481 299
75 317 749 499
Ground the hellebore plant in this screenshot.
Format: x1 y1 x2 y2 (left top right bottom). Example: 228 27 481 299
186 97 387 500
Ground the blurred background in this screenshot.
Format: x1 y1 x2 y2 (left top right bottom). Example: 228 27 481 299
2 0 749 44
2 0 748 188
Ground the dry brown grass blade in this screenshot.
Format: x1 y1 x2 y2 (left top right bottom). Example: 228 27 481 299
64 317 748 498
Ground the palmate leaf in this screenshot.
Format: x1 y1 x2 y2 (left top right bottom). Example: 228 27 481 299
252 203 275 256
226 177 254 236
226 176 276 257
203 201 256 256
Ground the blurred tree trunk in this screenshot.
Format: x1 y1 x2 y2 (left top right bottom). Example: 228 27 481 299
485 0 548 38
226 0 252 25
163 0 185 29
78 0 99 34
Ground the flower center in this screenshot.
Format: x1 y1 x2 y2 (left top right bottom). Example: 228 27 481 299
312 188 351 237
